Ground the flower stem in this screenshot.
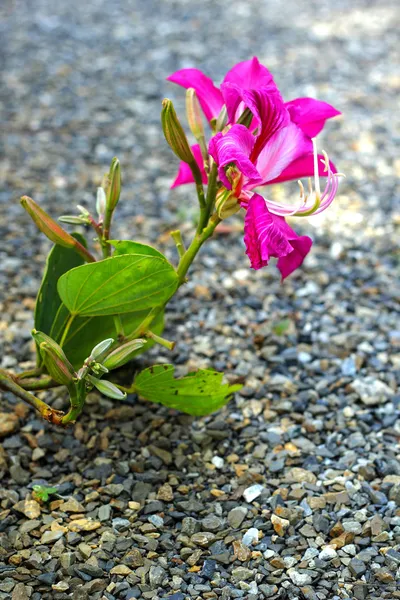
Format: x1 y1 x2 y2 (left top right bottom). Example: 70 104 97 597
146 330 175 350
0 369 64 425
59 314 75 348
170 230 186 258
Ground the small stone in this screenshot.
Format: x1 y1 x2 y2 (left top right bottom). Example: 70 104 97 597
211 456 224 469
287 467 317 484
149 565 165 589
98 504 112 521
288 569 312 586
259 584 278 598
232 540 251 561
200 558 216 579
318 546 338 561
124 548 144 568
61 497 85 513
351 377 393 405
110 565 133 575
181 517 200 536
14 499 41 519
191 532 216 547
157 483 174 502
148 514 164 528
243 484 264 502
349 558 367 577
10 464 29 485
68 518 101 532
228 506 248 528
52 581 69 592
41 530 64 544
385 549 400 565
11 583 29 600
343 521 362 534
242 528 259 546
0 413 19 438
231 567 254 583
112 517 130 531
271 514 290 536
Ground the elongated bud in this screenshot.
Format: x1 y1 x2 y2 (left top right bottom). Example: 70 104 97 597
90 338 114 360
40 342 76 385
103 338 145 370
96 187 106 218
161 99 194 164
186 89 205 140
87 375 126 400
106 158 121 212
21 196 95 263
215 188 241 219
59 215 89 225
32 330 70 362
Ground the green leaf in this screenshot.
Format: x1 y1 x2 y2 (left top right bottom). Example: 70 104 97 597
110 240 167 260
50 306 164 370
134 365 242 416
32 485 58 503
57 254 178 317
272 319 292 336
34 233 87 364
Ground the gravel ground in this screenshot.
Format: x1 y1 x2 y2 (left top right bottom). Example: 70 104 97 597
1 0 400 599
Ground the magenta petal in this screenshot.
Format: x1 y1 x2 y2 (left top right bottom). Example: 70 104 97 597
267 152 337 185
208 125 262 189
253 122 312 185
244 194 293 270
223 57 277 90
277 235 312 280
286 97 341 137
171 144 207 189
243 193 312 278
167 68 224 122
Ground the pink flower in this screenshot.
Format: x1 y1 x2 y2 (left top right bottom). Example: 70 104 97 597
244 193 312 279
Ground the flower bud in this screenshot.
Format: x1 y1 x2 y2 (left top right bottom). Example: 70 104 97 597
21 196 95 262
90 338 114 360
40 342 76 385
103 338 146 370
215 188 241 219
106 158 121 212
186 89 205 140
58 215 89 225
161 99 194 164
96 187 106 218
87 375 126 400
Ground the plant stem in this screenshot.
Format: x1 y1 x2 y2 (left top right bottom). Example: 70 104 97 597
204 162 219 222
61 381 86 425
18 376 60 391
170 230 186 258
146 330 175 350
17 368 44 380
113 315 125 340
0 370 64 425
59 314 75 348
101 205 113 258
177 213 220 283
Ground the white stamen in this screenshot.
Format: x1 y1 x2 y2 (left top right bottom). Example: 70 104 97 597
312 138 321 200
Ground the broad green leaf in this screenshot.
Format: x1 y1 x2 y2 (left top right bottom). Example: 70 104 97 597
34 233 87 335
50 306 164 370
57 254 178 317
34 233 87 364
110 240 167 260
134 364 243 416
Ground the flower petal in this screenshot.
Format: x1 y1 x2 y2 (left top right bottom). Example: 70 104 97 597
171 144 207 189
223 57 277 90
253 122 312 185
286 97 341 137
266 152 337 185
208 125 262 189
243 193 312 278
167 68 224 122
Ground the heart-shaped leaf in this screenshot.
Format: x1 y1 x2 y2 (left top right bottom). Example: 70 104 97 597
57 254 178 317
133 364 242 416
110 240 167 260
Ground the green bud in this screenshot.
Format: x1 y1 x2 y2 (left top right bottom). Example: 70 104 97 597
21 196 95 263
161 99 194 164
39 342 76 385
103 338 146 370
58 215 89 225
90 338 114 360
186 88 205 140
91 362 109 376
87 375 126 400
106 158 121 212
96 187 106 217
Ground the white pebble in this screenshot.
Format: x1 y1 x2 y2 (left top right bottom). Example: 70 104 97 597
319 546 338 561
243 484 264 503
211 456 224 469
242 528 259 546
